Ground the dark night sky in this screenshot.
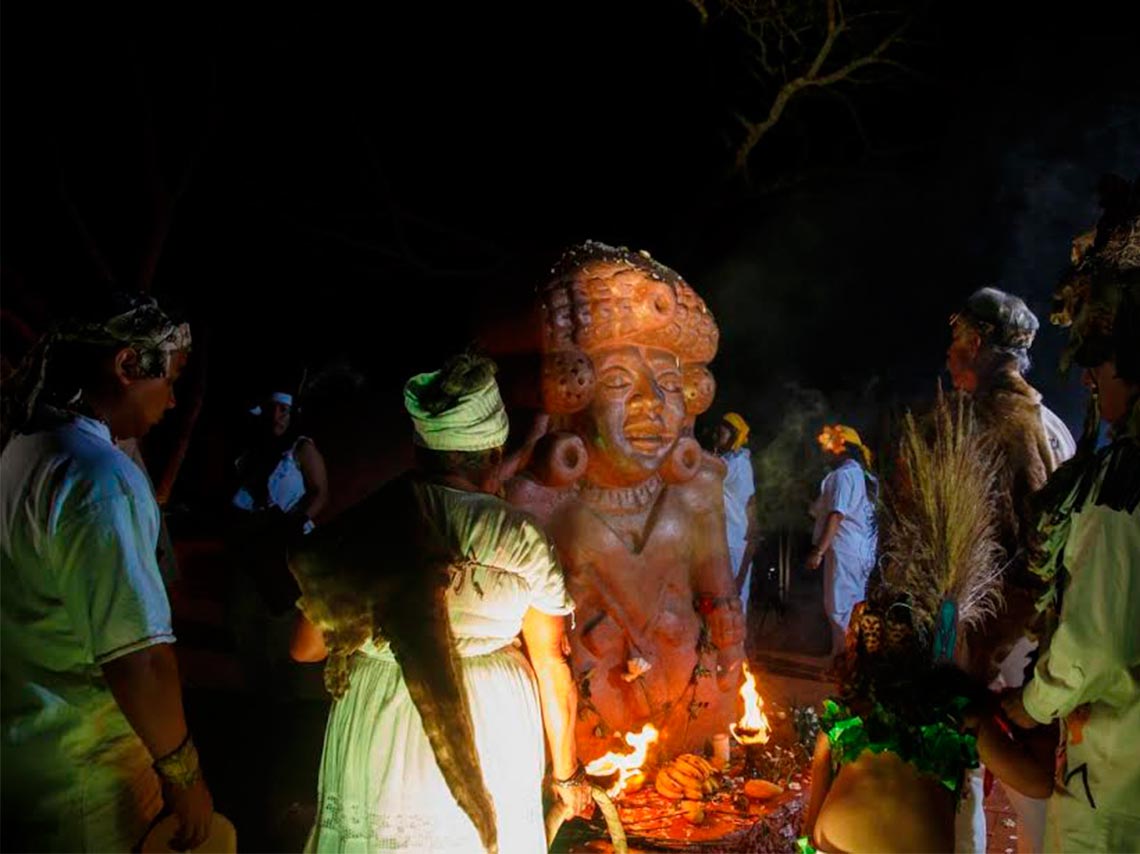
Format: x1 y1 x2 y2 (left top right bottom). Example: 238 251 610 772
3 2 1139 503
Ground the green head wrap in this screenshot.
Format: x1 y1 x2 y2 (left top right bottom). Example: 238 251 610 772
403 357 509 452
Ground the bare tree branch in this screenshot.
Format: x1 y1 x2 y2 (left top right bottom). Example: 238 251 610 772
687 0 710 24
51 140 118 286
136 56 220 292
704 0 916 176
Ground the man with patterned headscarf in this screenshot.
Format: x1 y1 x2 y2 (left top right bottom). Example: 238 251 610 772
1001 175 1140 852
1 291 213 851
946 286 1078 853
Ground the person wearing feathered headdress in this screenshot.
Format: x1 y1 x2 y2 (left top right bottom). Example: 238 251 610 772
999 175 1140 853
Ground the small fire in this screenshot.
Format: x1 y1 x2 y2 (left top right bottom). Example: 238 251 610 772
583 724 659 797
730 662 770 745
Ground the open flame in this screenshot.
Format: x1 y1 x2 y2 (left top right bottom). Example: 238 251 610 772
583 723 659 797
730 661 770 745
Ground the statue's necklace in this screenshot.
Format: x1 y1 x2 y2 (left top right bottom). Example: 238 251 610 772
576 474 664 516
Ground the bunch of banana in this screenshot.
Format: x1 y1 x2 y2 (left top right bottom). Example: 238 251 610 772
654 753 720 800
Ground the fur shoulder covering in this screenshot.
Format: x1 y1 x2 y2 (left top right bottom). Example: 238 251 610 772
975 385 1054 485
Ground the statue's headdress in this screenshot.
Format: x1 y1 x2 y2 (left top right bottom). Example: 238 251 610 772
538 241 718 416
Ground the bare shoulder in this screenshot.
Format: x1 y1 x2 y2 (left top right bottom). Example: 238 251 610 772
294 437 322 459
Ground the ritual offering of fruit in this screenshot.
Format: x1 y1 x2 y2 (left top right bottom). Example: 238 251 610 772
743 779 785 800
654 753 720 800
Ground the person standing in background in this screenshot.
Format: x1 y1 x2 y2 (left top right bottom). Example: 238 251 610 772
806 424 878 658
713 412 760 616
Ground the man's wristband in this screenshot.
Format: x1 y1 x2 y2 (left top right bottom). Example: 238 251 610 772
154 734 202 789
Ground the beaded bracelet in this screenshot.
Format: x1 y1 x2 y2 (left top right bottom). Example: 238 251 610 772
552 764 588 789
154 734 202 789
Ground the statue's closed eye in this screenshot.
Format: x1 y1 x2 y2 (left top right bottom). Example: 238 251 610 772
656 371 682 393
601 368 633 390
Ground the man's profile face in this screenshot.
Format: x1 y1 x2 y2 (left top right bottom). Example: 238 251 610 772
1083 360 1134 424
122 349 186 439
946 320 981 393
714 423 733 453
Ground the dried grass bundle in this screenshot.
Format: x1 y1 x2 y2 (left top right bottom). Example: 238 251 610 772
880 389 1005 637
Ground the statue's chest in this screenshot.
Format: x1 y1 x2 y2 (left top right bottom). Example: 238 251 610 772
560 501 691 581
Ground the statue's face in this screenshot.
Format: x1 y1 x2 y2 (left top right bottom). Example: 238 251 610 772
576 344 686 486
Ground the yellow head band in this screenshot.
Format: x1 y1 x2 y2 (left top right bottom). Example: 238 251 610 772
722 412 750 451
818 423 872 467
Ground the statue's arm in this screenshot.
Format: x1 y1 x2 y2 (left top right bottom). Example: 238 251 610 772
683 462 746 680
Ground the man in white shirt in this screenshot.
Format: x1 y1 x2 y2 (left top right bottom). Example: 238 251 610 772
713 412 759 615
1 292 213 852
806 424 878 657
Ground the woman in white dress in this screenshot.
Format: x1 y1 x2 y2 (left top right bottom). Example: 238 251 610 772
289 354 590 853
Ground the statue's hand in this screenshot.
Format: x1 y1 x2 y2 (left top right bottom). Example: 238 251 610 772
715 641 744 691
706 600 746 650
704 599 745 691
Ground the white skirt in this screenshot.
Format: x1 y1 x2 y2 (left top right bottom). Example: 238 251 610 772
306 645 547 853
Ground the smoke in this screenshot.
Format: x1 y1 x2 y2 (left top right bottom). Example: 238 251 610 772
735 377 885 536
750 383 827 534
989 102 1140 434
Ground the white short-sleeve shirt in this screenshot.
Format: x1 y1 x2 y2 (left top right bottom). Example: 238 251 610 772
811 458 878 561
721 448 756 574
1 412 173 845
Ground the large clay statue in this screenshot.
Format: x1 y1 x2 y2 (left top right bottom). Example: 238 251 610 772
506 241 745 761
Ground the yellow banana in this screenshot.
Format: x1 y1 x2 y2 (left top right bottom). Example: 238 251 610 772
690 755 717 776
674 755 709 779
665 763 705 788
660 766 707 800
655 770 685 799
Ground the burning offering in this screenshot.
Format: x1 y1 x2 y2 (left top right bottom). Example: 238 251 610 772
730 662 771 746
554 663 811 852
584 724 659 798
